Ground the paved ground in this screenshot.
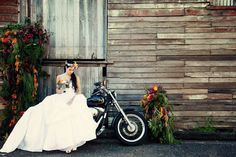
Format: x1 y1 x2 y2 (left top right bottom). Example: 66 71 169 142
1 138 236 157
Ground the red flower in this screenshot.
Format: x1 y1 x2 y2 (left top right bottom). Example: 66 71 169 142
147 94 153 101
148 88 155 94
38 30 43 35
11 93 17 99
9 117 17 128
1 38 10 43
23 36 29 42
20 111 25 116
38 40 43 46
27 33 33 38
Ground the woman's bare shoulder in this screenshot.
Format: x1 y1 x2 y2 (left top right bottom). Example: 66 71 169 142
56 74 64 81
57 74 64 78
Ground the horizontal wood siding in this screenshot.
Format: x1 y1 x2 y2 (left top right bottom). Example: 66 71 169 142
0 0 18 26
107 0 236 130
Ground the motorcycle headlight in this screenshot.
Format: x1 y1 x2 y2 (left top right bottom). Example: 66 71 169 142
111 91 117 99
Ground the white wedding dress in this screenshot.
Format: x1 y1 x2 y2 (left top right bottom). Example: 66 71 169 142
0 81 97 153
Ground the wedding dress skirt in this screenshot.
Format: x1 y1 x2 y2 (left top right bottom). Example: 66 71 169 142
0 91 97 153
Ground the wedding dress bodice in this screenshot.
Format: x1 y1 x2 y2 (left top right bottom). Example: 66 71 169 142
64 81 74 94
58 80 75 94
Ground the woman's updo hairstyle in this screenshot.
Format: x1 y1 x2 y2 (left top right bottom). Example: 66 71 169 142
64 60 78 92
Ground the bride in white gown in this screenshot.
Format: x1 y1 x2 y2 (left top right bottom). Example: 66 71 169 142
0 60 97 154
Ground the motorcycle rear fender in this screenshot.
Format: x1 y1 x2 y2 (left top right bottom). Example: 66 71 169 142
111 108 136 128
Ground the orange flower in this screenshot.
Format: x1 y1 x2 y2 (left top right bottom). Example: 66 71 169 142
16 74 21 85
143 94 147 100
34 75 38 88
11 105 17 110
12 38 17 44
33 73 38 97
145 105 149 113
160 107 164 117
4 31 10 36
153 85 158 92
33 66 38 74
34 75 37 82
163 107 168 115
164 115 169 121
141 100 147 107
73 63 79 69
164 122 168 127
15 58 20 71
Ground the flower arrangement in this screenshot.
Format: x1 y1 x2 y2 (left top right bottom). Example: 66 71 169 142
65 61 79 69
141 84 177 144
0 21 49 136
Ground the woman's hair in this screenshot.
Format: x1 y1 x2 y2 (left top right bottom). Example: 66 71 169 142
64 60 78 92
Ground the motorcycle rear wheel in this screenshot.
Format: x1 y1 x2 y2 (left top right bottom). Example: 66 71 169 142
114 111 148 146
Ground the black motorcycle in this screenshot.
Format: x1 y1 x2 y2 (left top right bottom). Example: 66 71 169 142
87 82 148 146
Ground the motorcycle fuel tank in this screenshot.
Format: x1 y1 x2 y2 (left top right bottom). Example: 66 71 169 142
87 95 105 107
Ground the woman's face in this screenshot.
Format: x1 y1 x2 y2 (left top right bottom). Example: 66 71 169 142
66 66 75 75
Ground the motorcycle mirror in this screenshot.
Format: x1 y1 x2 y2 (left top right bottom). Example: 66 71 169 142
103 80 107 87
94 82 102 87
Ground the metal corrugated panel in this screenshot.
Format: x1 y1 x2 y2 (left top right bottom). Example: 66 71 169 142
32 0 106 59
212 0 236 6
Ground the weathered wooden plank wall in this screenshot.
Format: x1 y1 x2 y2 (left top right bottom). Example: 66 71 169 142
0 0 18 27
34 0 107 60
107 0 236 130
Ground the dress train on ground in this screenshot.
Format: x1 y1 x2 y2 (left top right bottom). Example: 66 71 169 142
0 92 97 153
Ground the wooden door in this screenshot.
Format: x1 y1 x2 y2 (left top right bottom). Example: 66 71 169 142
38 66 103 100
28 0 106 59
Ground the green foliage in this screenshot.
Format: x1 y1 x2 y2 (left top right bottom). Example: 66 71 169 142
0 80 10 99
0 21 49 136
193 117 216 133
21 72 35 109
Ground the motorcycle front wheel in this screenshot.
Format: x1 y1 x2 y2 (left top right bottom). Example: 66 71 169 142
114 111 148 146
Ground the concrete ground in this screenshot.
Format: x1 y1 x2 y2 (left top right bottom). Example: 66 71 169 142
1 138 236 157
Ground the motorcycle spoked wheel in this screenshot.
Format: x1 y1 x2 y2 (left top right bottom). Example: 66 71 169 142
114 111 148 146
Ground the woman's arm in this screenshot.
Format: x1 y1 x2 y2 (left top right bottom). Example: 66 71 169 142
76 76 81 94
56 75 63 94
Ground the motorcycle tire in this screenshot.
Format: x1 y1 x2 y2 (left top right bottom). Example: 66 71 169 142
114 110 148 146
